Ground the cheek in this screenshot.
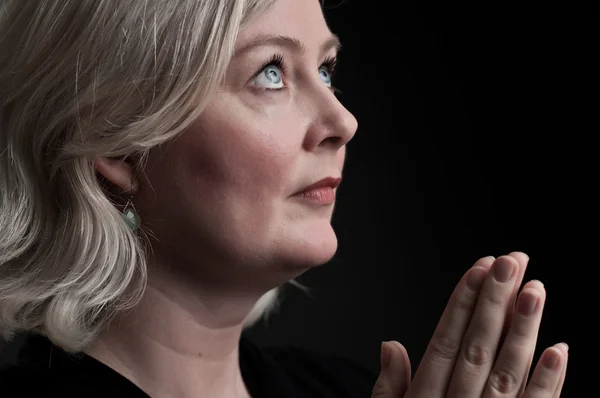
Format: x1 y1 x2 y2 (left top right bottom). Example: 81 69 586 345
181 117 297 201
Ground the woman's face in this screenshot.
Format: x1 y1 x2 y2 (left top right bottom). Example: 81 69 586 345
139 0 357 286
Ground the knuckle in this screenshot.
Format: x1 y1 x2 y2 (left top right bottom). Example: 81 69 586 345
429 333 461 361
370 382 387 397
487 368 521 394
462 341 491 366
454 291 477 312
483 289 507 307
500 342 529 367
510 318 532 338
528 371 555 391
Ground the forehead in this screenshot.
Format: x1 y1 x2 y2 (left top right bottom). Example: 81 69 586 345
236 0 332 50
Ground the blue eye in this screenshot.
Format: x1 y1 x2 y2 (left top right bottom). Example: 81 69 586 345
252 54 338 92
319 66 332 87
320 56 337 89
254 64 284 89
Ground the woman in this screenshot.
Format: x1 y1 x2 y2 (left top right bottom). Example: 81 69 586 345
0 0 568 397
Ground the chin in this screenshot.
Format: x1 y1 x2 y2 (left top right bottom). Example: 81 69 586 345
277 221 339 269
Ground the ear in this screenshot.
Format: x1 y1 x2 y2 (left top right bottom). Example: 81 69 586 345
94 157 139 194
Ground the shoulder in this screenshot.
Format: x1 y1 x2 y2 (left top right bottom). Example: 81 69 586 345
0 335 145 398
0 364 62 395
0 359 140 398
240 335 378 397
0 335 77 396
259 343 378 397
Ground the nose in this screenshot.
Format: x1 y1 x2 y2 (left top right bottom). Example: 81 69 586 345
302 86 358 152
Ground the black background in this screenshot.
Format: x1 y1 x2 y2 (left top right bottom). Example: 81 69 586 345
246 0 579 396
1 0 580 396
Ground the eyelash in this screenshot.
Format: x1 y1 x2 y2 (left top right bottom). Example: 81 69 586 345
254 53 339 92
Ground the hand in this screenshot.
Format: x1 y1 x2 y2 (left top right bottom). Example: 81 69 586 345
372 253 569 397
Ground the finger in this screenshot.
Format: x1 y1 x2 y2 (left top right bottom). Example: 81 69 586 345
482 280 546 397
517 327 536 396
495 252 530 364
505 252 530 332
390 341 412 393
497 251 531 394
553 343 569 398
522 344 565 397
408 256 495 397
480 255 495 270
516 285 542 396
372 341 411 398
446 255 519 397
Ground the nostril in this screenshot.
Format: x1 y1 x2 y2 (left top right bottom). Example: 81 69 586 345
323 136 343 147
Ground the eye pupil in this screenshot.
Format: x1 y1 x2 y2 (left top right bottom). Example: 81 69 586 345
319 68 332 86
265 66 281 83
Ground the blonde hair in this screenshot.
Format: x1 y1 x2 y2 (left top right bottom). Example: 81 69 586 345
0 0 283 353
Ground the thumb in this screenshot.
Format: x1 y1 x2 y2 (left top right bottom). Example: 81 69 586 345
371 341 411 398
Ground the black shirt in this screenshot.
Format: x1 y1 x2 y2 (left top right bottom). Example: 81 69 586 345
0 333 378 397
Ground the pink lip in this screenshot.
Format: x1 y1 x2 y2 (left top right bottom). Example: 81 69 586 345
292 177 341 204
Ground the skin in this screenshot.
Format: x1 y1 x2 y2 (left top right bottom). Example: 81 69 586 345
92 0 355 397
372 253 569 398
93 1 569 397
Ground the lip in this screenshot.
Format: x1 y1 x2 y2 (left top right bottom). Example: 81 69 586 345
294 177 342 195
291 177 341 205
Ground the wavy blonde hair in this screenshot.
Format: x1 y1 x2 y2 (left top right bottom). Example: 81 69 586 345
0 0 289 353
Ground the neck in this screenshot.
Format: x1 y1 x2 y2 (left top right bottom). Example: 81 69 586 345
84 268 260 398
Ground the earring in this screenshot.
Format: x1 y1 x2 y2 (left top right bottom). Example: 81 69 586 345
122 195 141 231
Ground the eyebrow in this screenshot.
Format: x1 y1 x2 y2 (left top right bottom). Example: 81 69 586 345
233 34 342 58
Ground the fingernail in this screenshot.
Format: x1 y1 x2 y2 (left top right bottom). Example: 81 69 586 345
467 267 486 291
529 279 544 289
543 348 561 369
559 342 569 352
381 342 391 372
517 291 540 315
494 259 516 282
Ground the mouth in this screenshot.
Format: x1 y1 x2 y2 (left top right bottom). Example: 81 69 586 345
291 177 342 205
